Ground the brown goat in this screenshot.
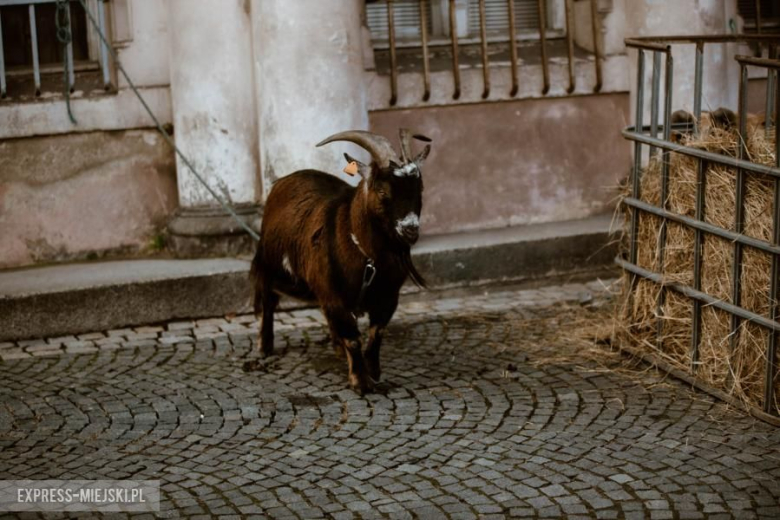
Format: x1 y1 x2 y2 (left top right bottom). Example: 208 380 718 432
250 129 431 394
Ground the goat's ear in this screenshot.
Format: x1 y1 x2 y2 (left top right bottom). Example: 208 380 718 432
343 153 372 179
413 145 431 168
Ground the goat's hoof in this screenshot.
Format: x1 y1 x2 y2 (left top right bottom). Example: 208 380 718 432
349 374 375 396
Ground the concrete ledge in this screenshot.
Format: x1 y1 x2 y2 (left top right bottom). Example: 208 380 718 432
413 214 617 287
0 214 617 341
0 259 253 342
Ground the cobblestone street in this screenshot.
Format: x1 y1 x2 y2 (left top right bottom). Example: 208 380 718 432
1 280 780 519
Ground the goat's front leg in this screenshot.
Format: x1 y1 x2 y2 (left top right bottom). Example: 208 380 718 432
365 299 397 383
324 308 373 395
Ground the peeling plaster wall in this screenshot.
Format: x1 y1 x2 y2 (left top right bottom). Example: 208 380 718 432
252 0 370 194
0 130 177 269
167 0 259 207
370 93 631 235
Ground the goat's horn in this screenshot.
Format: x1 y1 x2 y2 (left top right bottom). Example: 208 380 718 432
316 130 400 169
399 128 412 163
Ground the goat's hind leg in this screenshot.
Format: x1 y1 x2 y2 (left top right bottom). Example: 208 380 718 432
254 274 279 358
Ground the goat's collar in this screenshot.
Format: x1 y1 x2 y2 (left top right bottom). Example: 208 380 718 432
350 233 377 317
350 233 374 265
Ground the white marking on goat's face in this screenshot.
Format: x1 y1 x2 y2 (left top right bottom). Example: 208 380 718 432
395 212 420 236
282 254 294 276
393 162 419 177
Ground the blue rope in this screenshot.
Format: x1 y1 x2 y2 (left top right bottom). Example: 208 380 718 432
75 0 260 242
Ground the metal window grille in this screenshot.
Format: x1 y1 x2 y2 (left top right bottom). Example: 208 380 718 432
620 35 780 419
367 0 550 43
738 0 780 34
467 0 540 36
0 0 111 99
370 0 603 105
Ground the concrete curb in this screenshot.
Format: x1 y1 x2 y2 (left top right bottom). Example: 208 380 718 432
0 214 618 341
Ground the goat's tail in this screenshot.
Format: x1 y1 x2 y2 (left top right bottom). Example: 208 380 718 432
250 244 264 316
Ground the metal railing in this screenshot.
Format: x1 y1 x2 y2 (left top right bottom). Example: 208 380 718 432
0 0 110 99
619 35 780 416
379 0 603 105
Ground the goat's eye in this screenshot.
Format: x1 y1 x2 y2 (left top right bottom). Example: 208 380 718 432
377 189 390 199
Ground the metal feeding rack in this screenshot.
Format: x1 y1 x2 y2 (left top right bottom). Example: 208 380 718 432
618 34 780 421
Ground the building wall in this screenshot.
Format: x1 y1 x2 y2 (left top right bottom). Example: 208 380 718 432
370 93 630 234
0 0 757 269
0 130 177 269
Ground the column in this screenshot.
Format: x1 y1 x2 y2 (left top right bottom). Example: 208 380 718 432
251 0 370 194
167 0 261 256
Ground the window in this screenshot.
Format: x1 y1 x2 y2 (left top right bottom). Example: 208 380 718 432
1 2 89 69
738 0 780 33
366 0 561 48
0 0 111 99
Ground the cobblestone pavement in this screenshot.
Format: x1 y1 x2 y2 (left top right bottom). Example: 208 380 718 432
2 279 780 519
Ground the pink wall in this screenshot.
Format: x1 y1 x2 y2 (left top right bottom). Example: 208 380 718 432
370 93 631 235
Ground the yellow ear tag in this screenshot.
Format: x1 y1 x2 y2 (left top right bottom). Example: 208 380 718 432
343 161 359 176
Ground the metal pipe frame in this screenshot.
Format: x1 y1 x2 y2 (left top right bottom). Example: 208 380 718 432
0 9 5 98
690 41 705 371
648 51 661 158
654 50 674 348
727 63 750 389
620 36 780 416
766 73 780 413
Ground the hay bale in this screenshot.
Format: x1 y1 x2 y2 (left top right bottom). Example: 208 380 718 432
617 116 778 415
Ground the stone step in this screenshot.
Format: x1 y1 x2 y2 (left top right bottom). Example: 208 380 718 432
0 214 617 341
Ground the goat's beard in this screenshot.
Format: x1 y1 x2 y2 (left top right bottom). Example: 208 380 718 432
400 247 427 289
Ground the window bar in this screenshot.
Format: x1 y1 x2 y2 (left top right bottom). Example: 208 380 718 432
419 0 430 102
729 63 750 390
629 49 646 267
478 0 490 99
65 2 75 90
97 0 110 89
691 42 706 371
648 51 661 158
507 0 519 97
655 48 674 346
766 72 780 415
590 0 602 92
564 0 575 93
449 0 461 100
766 45 776 134
29 4 41 96
0 9 5 99
537 0 549 94
755 0 762 34
387 0 398 106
